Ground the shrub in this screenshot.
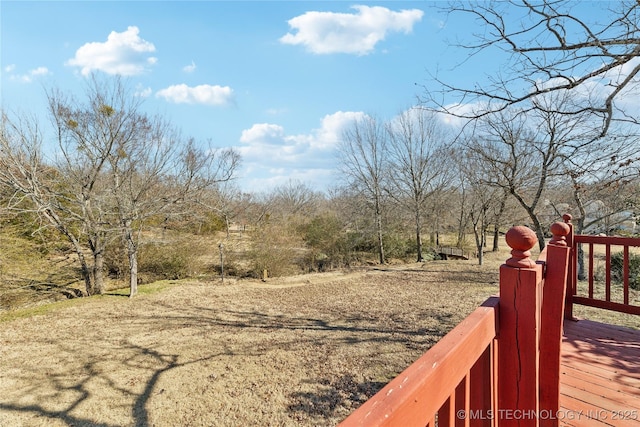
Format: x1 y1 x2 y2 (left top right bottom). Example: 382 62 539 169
138 238 209 282
105 237 208 284
610 252 640 290
383 231 416 260
104 241 127 280
299 214 356 271
246 222 302 278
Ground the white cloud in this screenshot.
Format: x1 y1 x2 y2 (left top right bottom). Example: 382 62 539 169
238 111 364 168
313 111 367 148
240 123 289 145
183 61 196 73
266 107 288 116
30 67 49 76
156 84 234 106
527 59 640 118
438 103 486 127
280 5 423 55
67 26 157 76
237 112 366 191
134 84 152 98
8 66 51 83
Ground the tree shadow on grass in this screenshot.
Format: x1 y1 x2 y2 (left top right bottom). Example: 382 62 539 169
0 337 239 427
288 374 387 420
0 297 466 426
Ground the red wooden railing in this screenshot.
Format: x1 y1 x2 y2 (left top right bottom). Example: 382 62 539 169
563 214 640 318
339 222 572 427
338 297 499 427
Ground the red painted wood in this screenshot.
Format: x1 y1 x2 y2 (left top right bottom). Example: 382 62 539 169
588 243 594 299
339 220 639 427
438 394 454 427
560 320 640 427
559 395 640 427
571 296 640 315
455 375 469 427
498 260 543 427
337 297 499 427
606 244 612 301
574 235 640 246
624 246 630 305
470 347 494 427
561 372 640 406
539 229 571 427
563 215 575 320
569 232 640 314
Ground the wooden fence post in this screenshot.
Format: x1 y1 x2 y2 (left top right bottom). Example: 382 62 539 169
562 214 575 320
498 226 543 427
539 222 571 427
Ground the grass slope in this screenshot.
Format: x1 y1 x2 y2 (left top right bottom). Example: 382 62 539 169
0 260 500 427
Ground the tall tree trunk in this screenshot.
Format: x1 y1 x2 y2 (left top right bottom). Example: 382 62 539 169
457 193 467 248
492 224 500 252
415 210 424 262
478 228 484 266
513 193 546 251
88 235 106 295
374 197 385 265
531 214 546 251
93 250 105 295
123 222 139 298
471 212 486 266
492 191 507 252
43 208 94 295
574 216 586 280
73 242 93 296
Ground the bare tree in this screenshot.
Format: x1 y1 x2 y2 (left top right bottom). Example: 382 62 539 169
0 111 99 295
465 94 600 250
457 150 510 265
270 179 322 221
338 115 388 264
195 182 247 239
109 134 240 297
1 76 240 298
46 76 148 295
550 168 640 279
424 1 640 137
386 108 452 262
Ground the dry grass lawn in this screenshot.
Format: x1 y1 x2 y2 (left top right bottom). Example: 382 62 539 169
1 250 637 427
0 257 501 427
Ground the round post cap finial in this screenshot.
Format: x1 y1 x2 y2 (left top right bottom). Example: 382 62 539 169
562 213 572 223
549 221 570 246
505 226 537 268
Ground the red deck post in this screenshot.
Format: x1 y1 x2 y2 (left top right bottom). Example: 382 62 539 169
498 226 542 427
562 214 575 320
539 222 571 427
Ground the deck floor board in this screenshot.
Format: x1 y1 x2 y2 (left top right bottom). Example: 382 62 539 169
560 320 640 427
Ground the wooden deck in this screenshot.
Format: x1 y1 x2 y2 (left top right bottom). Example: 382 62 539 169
560 320 640 426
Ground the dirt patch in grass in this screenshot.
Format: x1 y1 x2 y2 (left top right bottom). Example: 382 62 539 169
0 260 499 427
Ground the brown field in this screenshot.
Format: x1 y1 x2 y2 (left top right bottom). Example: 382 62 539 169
1 250 637 427
0 255 502 427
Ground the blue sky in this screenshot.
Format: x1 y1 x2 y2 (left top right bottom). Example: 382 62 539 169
1 1 482 193
0 1 617 193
